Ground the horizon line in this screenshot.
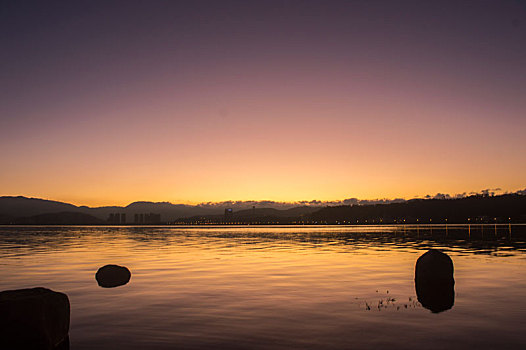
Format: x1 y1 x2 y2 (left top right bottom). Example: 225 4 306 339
2 187 524 208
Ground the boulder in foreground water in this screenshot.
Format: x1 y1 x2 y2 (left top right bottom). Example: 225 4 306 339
0 287 70 349
96 264 131 288
415 249 455 313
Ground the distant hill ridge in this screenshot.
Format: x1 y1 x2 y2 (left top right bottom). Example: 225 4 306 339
176 193 526 224
0 196 80 217
0 196 219 222
0 196 320 223
11 211 106 225
309 193 526 224
1 193 526 225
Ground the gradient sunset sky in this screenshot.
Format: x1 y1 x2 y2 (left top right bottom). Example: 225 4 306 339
1 0 525 206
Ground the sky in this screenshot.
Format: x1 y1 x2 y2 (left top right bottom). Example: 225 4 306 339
1 0 525 206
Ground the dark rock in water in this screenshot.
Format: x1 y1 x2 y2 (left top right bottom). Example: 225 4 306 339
415 249 455 313
96 264 131 288
0 287 70 349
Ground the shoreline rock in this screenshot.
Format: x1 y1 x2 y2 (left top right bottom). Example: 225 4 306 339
0 287 70 349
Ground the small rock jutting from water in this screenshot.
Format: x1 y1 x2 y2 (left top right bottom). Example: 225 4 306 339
0 287 70 350
415 249 455 313
96 264 131 288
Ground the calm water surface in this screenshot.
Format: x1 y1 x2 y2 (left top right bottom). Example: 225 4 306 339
1 225 525 349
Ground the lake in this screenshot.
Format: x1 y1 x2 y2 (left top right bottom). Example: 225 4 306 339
1 225 525 349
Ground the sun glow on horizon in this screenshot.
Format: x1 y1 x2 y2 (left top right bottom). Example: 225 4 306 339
3 186 523 208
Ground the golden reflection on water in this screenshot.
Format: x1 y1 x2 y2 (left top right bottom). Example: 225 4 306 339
0 225 525 349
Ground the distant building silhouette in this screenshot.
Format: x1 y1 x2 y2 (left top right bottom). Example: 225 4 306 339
144 213 161 224
133 213 160 224
108 213 126 224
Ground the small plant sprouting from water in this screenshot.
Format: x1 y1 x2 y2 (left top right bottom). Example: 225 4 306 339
361 292 421 311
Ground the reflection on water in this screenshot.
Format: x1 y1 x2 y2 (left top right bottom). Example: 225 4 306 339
0 225 525 349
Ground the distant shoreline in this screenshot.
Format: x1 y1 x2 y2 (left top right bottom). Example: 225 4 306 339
2 193 526 225
1 223 525 227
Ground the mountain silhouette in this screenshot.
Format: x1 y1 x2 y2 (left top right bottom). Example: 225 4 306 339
0 197 79 217
309 193 526 223
1 193 526 225
0 196 220 222
232 207 319 218
10 212 105 225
